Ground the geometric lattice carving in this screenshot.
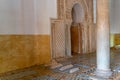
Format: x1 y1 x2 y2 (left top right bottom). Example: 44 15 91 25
51 20 65 58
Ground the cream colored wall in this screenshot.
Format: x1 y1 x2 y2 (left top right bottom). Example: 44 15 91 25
113 0 120 33
110 0 120 33
0 0 57 34
0 0 19 34
34 0 57 34
0 0 35 34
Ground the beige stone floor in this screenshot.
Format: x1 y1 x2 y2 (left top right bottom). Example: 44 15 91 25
0 50 120 80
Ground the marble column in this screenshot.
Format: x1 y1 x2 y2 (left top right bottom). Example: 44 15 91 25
94 0 112 78
66 23 72 57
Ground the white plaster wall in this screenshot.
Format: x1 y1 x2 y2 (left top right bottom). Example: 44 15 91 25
0 0 57 34
110 0 120 33
34 0 57 34
0 0 18 34
22 0 35 34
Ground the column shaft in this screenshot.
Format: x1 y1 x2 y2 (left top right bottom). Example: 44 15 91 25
95 0 112 78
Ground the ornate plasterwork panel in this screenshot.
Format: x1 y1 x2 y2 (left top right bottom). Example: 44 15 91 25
65 0 87 20
51 0 96 59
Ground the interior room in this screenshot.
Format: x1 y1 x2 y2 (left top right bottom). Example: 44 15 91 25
0 0 120 79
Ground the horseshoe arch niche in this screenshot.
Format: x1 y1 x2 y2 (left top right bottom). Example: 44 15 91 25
51 0 96 59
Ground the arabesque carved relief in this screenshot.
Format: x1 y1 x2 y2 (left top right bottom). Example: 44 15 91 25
51 0 96 58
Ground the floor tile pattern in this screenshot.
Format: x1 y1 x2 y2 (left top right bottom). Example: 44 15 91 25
0 50 120 80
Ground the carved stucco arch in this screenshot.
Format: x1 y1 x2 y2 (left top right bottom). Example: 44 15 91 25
51 0 95 58
64 0 89 56
65 0 87 22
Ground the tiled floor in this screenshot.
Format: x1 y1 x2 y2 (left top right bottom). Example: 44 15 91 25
0 49 120 80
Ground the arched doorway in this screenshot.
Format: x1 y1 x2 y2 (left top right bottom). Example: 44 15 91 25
70 3 84 55
51 0 95 58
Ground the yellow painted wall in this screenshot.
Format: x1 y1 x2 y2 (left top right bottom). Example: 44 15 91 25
34 35 51 64
114 34 120 45
0 35 51 74
110 34 115 47
110 34 120 47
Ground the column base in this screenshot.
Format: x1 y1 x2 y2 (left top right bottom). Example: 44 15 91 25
94 69 112 78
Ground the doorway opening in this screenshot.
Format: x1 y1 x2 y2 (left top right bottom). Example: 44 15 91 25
70 3 84 55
